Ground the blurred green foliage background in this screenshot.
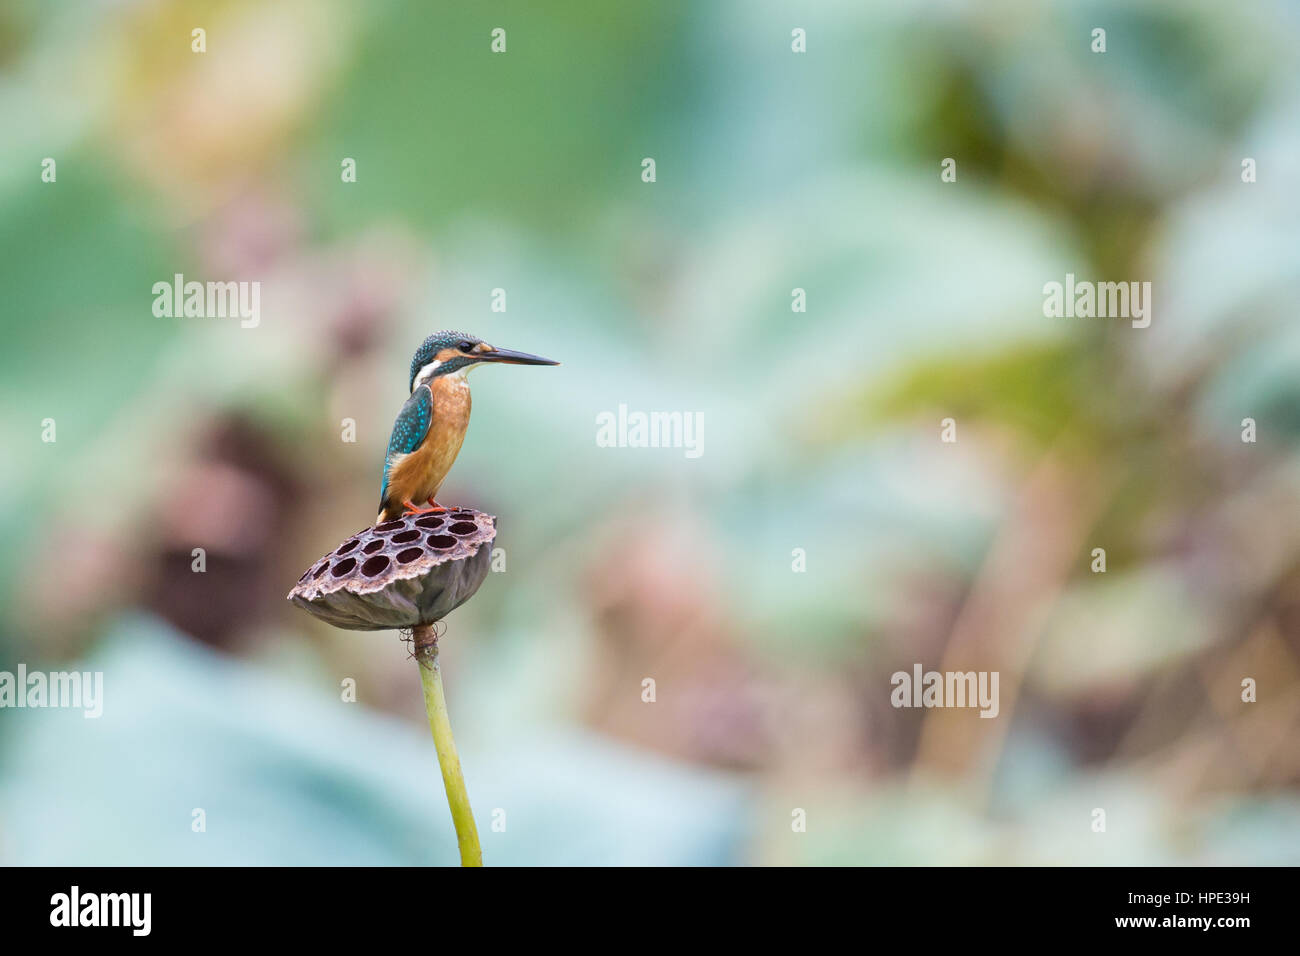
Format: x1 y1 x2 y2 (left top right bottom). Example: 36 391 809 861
1 0 1299 864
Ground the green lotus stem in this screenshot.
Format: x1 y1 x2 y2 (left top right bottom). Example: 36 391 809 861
413 624 482 867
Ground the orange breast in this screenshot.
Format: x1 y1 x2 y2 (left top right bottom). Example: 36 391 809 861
387 378 472 504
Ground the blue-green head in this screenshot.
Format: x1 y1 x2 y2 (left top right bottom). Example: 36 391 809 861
408 330 559 392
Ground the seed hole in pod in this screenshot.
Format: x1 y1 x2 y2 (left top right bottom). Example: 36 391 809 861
360 555 391 577
391 529 421 544
331 557 357 577
336 539 360 555
374 520 405 533
312 563 329 580
449 521 478 535
396 547 424 564
415 515 445 529
427 534 457 549
363 540 384 554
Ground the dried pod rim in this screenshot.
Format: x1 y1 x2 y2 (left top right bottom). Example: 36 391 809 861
287 508 496 630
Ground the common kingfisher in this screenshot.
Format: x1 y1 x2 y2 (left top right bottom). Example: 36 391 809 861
376 331 559 523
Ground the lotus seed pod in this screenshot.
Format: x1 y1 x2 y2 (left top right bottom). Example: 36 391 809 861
288 509 495 630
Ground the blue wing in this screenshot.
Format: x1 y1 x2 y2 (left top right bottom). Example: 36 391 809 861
379 386 433 504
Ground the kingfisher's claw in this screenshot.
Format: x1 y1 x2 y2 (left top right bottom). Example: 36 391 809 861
401 498 449 516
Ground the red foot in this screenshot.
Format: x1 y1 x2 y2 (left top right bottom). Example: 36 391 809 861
401 498 448 516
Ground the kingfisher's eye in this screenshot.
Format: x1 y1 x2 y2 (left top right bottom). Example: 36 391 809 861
458 340 474 352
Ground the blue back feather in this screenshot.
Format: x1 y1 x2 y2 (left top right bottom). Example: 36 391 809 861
379 386 433 503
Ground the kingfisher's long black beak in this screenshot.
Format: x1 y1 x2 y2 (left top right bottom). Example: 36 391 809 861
482 346 560 366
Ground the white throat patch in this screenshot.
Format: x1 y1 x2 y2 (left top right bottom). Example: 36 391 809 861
412 359 481 392
413 360 441 390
